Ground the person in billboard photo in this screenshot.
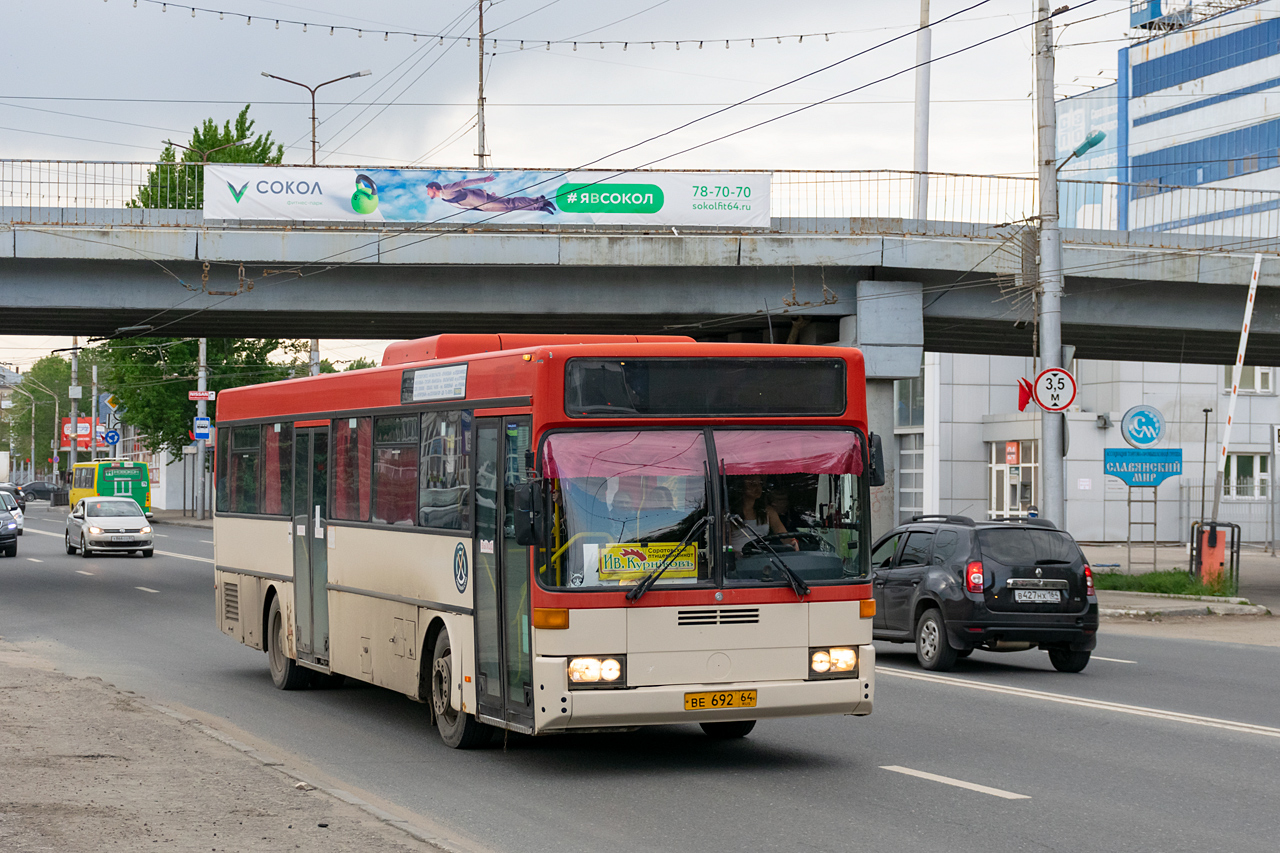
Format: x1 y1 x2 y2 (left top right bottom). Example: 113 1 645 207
425 173 558 215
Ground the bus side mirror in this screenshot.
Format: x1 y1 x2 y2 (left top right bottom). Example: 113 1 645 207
869 433 886 488
513 480 545 547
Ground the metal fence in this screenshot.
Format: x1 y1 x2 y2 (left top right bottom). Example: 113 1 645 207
1179 477 1276 547
5 159 1280 241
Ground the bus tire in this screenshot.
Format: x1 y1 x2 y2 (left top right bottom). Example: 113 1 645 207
267 597 308 690
700 720 756 739
431 632 491 749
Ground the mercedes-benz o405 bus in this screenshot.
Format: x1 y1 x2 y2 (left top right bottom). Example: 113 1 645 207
214 334 882 748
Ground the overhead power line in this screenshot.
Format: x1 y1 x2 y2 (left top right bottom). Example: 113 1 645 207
115 0 903 52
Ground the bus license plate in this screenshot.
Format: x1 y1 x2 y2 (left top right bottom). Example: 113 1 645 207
684 690 757 711
1014 589 1060 603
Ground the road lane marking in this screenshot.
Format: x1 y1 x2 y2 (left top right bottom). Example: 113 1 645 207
1092 656 1137 663
23 528 213 563
76 570 94 576
27 558 43 563
136 587 159 593
879 666 1280 739
200 539 214 544
156 550 214 564
155 533 168 538
880 766 1030 800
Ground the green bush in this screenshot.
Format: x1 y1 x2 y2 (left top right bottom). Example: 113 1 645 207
1093 569 1234 597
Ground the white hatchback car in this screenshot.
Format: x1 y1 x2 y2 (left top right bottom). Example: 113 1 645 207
66 497 153 558
0 490 22 535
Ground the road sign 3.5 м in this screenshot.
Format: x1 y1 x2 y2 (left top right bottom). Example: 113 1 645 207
1033 368 1077 412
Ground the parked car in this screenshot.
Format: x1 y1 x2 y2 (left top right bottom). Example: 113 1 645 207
869 515 1098 673
0 482 26 511
65 496 153 558
0 507 17 557
19 480 59 501
0 491 23 534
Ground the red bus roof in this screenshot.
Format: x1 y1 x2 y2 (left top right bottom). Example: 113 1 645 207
216 335 867 432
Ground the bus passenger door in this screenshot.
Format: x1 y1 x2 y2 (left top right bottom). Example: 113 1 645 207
473 416 534 731
293 427 331 667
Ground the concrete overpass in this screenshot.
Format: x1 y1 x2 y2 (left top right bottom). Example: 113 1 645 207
3 213 1278 364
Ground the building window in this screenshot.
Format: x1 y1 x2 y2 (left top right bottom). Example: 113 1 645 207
898 433 924 525
894 373 924 429
988 440 1038 520
1224 365 1273 394
1224 453 1269 499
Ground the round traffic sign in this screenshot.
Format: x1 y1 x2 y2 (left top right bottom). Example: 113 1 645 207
103 429 121 446
1032 367 1077 412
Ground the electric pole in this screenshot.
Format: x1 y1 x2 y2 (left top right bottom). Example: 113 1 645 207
1035 0 1065 527
477 0 487 168
197 337 208 521
310 340 320 376
70 337 80 472
91 365 98 461
912 0 931 221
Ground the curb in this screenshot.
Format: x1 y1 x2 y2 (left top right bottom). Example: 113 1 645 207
152 519 214 530
142 700 468 852
1101 603 1271 617
1100 591 1254 605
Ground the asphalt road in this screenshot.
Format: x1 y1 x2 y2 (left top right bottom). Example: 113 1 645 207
4 505 1279 853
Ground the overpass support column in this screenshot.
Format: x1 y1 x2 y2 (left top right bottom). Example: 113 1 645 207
839 281 924 539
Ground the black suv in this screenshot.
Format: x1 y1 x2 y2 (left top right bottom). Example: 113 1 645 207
869 515 1098 672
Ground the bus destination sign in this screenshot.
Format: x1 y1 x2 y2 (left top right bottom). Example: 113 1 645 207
403 364 468 404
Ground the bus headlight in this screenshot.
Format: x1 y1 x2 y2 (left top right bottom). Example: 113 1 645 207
568 656 627 688
809 647 857 679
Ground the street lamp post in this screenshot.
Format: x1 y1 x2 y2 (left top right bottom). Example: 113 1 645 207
1201 407 1214 523
163 138 253 163
22 375 60 479
260 69 372 165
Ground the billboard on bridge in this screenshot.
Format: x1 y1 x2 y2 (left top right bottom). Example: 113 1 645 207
205 166 771 229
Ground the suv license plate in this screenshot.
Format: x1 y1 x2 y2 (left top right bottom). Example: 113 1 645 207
1014 589 1060 603
684 690 757 711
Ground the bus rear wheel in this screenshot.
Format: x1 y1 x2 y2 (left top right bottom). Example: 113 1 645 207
431 632 492 749
700 720 756 739
267 597 308 690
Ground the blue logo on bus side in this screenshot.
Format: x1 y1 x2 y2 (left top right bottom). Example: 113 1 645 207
453 542 469 594
1121 405 1165 449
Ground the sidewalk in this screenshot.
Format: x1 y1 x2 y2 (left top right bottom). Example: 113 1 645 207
148 508 213 530
0 638 446 852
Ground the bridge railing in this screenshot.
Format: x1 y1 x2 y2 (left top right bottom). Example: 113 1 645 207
4 159 1280 243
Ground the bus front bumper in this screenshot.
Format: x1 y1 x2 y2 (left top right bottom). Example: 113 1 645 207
532 646 874 732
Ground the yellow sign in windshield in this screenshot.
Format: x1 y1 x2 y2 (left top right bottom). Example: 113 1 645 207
599 543 697 582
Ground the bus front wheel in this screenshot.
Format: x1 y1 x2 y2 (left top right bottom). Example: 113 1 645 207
431 632 492 749
267 597 308 691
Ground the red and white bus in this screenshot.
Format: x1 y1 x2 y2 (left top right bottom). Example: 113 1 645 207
214 334 881 747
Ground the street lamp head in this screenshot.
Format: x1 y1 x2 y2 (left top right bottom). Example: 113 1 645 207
261 71 271 77
352 69 373 78
1072 129 1107 159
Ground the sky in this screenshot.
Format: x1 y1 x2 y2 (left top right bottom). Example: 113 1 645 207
0 0 1130 370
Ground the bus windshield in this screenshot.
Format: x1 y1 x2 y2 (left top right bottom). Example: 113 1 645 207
538 429 868 590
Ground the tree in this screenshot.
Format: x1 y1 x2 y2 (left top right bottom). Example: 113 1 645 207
96 338 308 458
6 353 105 476
131 105 284 210
345 357 378 371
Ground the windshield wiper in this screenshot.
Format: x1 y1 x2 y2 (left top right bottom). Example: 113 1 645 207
572 404 640 415
728 515 810 598
626 516 709 602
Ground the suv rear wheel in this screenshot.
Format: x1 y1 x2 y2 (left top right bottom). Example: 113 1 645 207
915 608 958 672
1048 648 1091 673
